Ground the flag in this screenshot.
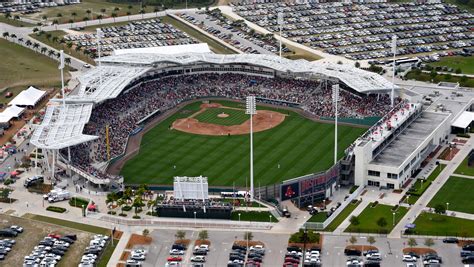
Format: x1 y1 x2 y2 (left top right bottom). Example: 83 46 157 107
58 50 65 70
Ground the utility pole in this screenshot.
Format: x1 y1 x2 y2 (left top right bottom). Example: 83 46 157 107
97 28 103 85
277 12 283 63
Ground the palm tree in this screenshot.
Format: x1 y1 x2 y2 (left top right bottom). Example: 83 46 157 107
52 36 58 43
154 7 160 16
57 13 63 18
100 8 106 15
132 196 143 216
14 15 20 20
75 44 82 52
48 49 55 57
114 7 120 12
25 40 32 47
52 19 59 29
71 12 77 22
140 9 145 19
83 17 89 26
10 34 16 41
33 43 40 50
111 13 117 22
86 9 92 19
106 193 115 212
45 33 52 40
97 14 103 23
41 47 47 54
59 38 66 44
4 12 11 19
117 198 125 214
68 19 74 28
65 57 71 65
42 15 47 21
2 32 9 39
32 27 39 33
66 41 73 48
126 11 131 20
18 37 23 43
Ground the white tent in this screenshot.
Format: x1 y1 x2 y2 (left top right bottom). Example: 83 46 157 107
452 111 474 129
8 86 46 107
0 105 25 124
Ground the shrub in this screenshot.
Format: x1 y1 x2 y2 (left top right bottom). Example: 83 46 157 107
46 206 66 213
69 197 89 208
457 133 470 138
107 211 117 215
3 179 14 185
371 201 379 208
391 205 399 211
119 213 127 217
132 215 141 219
122 205 132 211
289 229 320 244
349 185 359 194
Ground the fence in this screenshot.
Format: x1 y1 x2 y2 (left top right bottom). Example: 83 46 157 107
97 214 273 230
303 185 364 230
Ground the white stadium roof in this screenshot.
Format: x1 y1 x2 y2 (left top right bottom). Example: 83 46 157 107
34 44 397 150
31 103 97 149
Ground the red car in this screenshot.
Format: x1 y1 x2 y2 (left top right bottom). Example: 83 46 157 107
48 234 61 239
283 263 298 267
167 256 183 262
284 257 299 264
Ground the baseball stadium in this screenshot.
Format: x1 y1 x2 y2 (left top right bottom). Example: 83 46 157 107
30 44 397 203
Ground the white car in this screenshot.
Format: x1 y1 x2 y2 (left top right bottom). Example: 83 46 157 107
194 245 209 251
403 255 417 262
190 255 206 262
406 263 417 267
10 225 24 233
133 249 147 255
423 259 440 265
83 64 91 69
130 254 146 261
250 245 265 251
126 259 142 266
169 249 184 255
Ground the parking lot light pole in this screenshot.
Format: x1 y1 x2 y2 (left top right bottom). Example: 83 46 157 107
269 215 272 223
391 35 397 108
97 28 103 85
392 212 396 226
446 202 449 212
246 96 256 202
238 213 241 222
194 211 197 226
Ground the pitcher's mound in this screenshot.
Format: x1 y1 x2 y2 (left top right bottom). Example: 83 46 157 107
217 113 229 118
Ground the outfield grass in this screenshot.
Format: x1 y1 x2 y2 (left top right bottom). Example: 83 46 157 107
323 201 361 232
195 107 249 126
428 176 474 214
429 56 474 75
230 211 276 222
0 38 69 90
345 203 408 234
307 212 328 223
412 212 474 237
162 16 236 55
121 100 366 186
454 154 474 176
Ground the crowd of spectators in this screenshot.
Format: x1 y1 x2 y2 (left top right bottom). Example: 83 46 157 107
67 73 394 179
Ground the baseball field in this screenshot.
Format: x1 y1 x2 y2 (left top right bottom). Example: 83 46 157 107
120 100 367 186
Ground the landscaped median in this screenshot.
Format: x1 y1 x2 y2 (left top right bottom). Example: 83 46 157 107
345 202 408 234
403 164 446 205
407 212 474 237
230 211 277 222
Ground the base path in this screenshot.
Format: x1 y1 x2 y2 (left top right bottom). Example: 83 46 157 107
172 104 286 136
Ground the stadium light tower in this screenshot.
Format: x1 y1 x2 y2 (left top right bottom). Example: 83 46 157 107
277 12 284 62
391 35 397 107
332 84 339 165
246 96 257 201
97 28 103 84
59 50 71 163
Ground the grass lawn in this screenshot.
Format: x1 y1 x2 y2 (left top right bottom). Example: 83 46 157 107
412 212 474 237
195 108 248 126
121 100 366 186
0 38 69 90
284 42 322 61
454 154 474 176
405 70 474 88
30 31 95 65
323 201 361 232
162 15 236 55
307 212 328 223
29 214 111 235
428 176 474 214
345 203 408 234
97 239 118 267
230 211 276 222
429 56 474 75
0 16 35 27
426 164 446 181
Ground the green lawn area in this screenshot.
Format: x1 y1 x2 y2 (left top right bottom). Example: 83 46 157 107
405 70 474 88
428 176 474 214
345 203 408 234
427 164 446 181
230 211 276 222
429 56 474 75
412 212 474 237
0 38 69 91
445 0 474 12
0 16 35 27
28 214 111 235
195 108 248 126
323 201 361 231
30 31 95 65
121 100 366 186
97 239 118 267
454 154 474 176
307 212 328 223
162 16 236 55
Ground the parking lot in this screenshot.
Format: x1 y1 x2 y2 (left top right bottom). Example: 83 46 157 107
233 2 474 59
63 18 198 57
0 214 94 266
141 229 289 267
0 1 79 15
